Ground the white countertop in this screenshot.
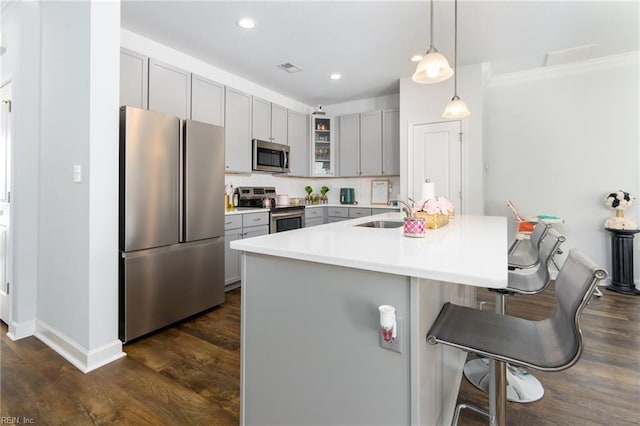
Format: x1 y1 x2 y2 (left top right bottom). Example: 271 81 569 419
231 212 508 288
224 204 398 215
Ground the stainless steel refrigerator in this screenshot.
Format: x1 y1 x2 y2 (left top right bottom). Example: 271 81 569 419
119 106 225 342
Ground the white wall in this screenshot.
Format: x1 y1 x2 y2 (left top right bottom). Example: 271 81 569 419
0 1 40 339
36 0 123 371
323 93 399 116
400 63 491 215
484 53 640 280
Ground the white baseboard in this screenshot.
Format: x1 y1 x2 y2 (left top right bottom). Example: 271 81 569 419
7 319 37 341
35 321 126 373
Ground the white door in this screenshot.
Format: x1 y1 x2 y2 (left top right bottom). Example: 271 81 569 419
0 82 12 324
410 121 462 213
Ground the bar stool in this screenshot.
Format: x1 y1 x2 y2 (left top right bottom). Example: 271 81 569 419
427 249 607 426
508 221 551 270
465 228 565 403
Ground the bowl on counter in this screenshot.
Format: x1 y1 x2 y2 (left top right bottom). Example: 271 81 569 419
276 194 290 206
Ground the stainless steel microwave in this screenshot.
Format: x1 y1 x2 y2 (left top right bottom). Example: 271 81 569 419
252 139 290 173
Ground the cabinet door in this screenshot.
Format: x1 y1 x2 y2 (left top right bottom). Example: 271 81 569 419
271 103 288 144
287 110 308 176
360 110 382 176
191 74 225 126
338 114 360 177
148 59 191 119
120 48 148 109
244 225 270 238
225 229 242 285
252 97 271 141
225 87 252 172
382 108 400 175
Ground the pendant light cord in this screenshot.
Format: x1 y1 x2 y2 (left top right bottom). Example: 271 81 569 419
454 0 458 95
429 0 434 48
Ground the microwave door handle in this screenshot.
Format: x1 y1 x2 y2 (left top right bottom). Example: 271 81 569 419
282 148 288 169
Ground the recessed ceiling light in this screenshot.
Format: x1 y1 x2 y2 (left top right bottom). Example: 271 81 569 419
410 55 423 62
329 73 342 80
237 18 256 29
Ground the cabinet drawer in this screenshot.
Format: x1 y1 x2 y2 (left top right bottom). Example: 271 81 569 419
243 212 269 227
349 207 372 218
224 215 243 230
328 207 349 218
243 225 269 238
305 207 324 218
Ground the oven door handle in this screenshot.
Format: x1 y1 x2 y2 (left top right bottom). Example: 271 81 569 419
271 210 304 219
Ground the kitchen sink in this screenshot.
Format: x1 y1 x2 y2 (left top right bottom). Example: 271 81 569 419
355 220 404 229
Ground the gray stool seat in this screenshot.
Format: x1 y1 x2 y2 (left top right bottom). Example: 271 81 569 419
508 222 551 270
427 249 607 425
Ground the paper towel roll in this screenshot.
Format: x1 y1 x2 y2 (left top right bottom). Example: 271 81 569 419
421 180 435 200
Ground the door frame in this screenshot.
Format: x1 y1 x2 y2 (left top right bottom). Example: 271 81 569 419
408 119 465 213
0 78 13 325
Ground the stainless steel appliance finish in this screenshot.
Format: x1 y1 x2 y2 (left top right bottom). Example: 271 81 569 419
252 139 290 173
119 106 225 343
237 186 305 233
270 206 305 233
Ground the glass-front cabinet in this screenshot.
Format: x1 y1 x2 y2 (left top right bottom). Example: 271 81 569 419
310 115 335 176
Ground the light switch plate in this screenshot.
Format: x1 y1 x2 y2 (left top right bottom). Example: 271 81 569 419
73 164 82 183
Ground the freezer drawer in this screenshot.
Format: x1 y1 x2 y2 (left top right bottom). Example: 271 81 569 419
119 238 224 342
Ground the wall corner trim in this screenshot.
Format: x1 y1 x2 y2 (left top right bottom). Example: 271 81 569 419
7 319 37 341
35 321 126 373
488 51 640 88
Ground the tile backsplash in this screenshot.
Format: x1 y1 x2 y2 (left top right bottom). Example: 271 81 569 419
225 174 400 205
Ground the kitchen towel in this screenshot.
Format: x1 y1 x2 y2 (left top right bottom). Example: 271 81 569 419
421 180 435 201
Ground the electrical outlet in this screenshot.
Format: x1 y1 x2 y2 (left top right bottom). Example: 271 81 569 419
379 317 403 353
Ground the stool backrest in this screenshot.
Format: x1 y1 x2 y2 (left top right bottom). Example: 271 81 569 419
547 249 608 370
531 221 551 250
530 228 565 292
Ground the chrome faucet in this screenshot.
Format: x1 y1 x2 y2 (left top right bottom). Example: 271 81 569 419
389 199 413 218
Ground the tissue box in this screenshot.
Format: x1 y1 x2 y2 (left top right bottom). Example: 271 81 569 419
414 212 450 229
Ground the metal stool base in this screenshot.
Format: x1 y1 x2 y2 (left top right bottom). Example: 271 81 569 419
464 358 544 403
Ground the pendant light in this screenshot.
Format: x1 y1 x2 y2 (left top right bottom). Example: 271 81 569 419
442 0 470 118
412 0 454 84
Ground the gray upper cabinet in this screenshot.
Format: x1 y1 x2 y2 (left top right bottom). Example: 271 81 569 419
287 110 308 176
225 87 252 173
191 74 225 126
120 48 148 109
148 59 191 120
271 104 288 144
338 114 360 177
252 97 288 145
360 110 382 176
252 97 271 141
382 108 400 176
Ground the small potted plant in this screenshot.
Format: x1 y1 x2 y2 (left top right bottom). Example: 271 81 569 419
304 186 313 205
320 186 330 204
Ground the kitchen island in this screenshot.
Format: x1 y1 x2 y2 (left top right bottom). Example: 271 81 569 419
231 213 508 425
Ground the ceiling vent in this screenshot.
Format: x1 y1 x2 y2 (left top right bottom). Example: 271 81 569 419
544 44 596 66
277 62 303 73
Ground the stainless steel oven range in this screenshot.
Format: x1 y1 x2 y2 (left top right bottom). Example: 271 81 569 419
237 187 305 233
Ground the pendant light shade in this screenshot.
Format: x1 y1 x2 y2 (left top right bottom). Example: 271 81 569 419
412 0 453 84
442 0 470 118
443 95 470 118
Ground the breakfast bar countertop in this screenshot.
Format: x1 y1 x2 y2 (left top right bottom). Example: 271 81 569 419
231 212 508 289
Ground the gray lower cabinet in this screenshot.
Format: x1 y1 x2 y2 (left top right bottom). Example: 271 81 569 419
224 212 270 288
120 48 148 109
327 206 349 223
305 207 325 227
349 207 372 218
191 74 225 126
225 87 252 173
148 58 191 119
287 110 308 176
372 207 399 215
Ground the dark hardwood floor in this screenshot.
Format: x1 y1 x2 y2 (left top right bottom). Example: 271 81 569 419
1 284 639 425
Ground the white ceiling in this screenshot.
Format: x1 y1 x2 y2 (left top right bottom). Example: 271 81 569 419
121 1 639 106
